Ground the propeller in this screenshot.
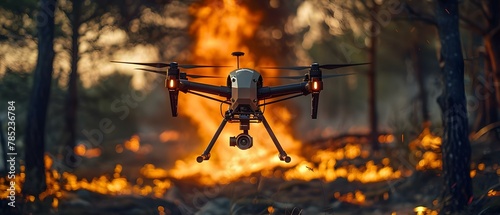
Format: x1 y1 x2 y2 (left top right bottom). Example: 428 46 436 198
135 68 224 79
260 62 370 71
112 61 231 69
266 73 355 80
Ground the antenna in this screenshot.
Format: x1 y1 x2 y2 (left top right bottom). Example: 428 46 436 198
231 51 244 69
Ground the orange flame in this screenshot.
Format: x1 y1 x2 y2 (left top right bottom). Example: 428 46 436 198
159 130 180 143
0 155 172 205
124 135 140 152
410 128 442 170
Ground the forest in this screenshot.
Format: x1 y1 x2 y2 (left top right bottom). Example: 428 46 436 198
0 0 499 214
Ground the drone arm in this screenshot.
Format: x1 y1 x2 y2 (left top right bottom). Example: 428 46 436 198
179 80 231 98
257 82 309 100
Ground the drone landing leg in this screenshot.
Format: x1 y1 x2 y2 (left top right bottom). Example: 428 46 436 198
197 118 228 163
261 116 291 163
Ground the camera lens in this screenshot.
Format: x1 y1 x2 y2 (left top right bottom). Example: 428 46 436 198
236 134 253 150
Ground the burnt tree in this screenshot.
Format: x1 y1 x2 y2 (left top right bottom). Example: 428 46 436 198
368 0 380 151
435 0 473 213
64 0 81 166
411 43 431 128
22 0 57 196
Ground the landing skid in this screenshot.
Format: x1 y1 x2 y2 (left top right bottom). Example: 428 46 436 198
196 111 291 163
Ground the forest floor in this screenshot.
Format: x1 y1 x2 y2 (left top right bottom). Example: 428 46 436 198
2 134 500 215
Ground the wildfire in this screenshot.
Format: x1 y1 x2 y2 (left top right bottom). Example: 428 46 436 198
159 130 180 143
488 189 500 197
74 144 102 158
124 134 141 152
284 144 401 183
410 128 442 170
0 154 172 208
335 190 366 205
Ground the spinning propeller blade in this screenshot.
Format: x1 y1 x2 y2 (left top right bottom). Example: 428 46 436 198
112 61 231 69
322 73 355 79
135 68 224 79
260 66 309 71
112 61 169 68
135 68 165 75
266 75 305 80
319 62 371 69
261 62 370 71
186 74 224 79
266 73 354 80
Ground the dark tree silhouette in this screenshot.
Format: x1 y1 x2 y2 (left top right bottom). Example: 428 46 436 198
435 0 473 213
411 42 431 128
22 0 57 196
63 0 82 166
368 0 380 151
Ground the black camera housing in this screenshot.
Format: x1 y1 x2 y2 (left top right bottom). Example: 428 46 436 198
230 133 253 150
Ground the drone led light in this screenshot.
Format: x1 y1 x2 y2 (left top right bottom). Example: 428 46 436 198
169 79 175 89
313 81 318 91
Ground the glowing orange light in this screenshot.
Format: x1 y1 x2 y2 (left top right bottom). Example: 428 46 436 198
478 163 485 171
74 144 86 156
488 189 499 196
159 130 180 142
414 206 427 215
313 81 318 90
140 164 169 179
84 148 101 158
267 206 275 213
124 135 140 152
52 198 58 208
169 79 175 88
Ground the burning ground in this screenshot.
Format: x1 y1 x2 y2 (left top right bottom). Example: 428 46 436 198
2 130 500 214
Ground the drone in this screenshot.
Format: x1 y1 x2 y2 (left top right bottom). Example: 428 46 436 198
112 52 368 163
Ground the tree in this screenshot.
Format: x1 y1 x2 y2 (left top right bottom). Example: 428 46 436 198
63 0 81 166
435 0 473 213
60 0 176 165
411 42 431 128
22 0 57 196
368 0 380 151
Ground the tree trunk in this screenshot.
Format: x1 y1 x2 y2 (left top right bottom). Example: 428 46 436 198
435 0 473 213
22 0 56 196
64 0 81 166
412 43 431 128
368 0 379 151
